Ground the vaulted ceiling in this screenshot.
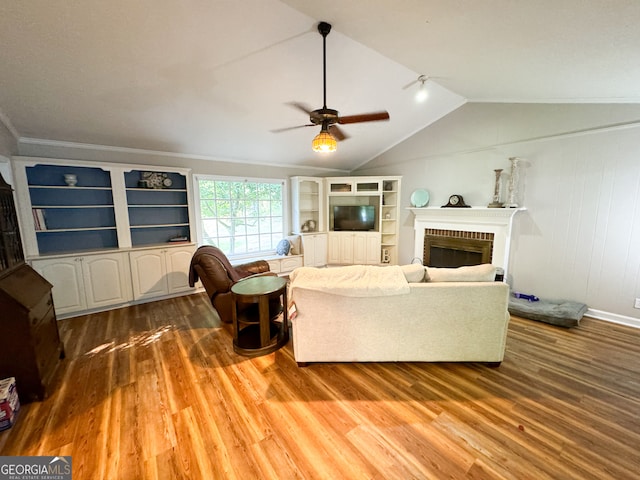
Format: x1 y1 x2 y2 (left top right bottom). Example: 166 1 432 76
1 1 639 171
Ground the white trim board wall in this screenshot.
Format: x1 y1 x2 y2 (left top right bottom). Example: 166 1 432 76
355 103 640 325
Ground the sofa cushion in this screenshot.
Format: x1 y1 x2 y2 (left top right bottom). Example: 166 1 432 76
400 264 426 283
508 297 587 327
426 264 497 282
285 235 302 255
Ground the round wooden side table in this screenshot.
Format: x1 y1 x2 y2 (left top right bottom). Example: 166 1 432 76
230 275 289 357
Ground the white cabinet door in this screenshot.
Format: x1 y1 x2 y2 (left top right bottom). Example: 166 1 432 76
82 253 133 308
129 249 168 300
32 257 87 314
327 233 341 264
165 246 196 294
327 232 380 265
130 246 196 300
364 233 382 265
352 234 368 265
302 233 327 267
338 234 355 264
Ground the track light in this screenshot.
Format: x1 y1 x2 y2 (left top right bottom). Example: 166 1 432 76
415 75 429 102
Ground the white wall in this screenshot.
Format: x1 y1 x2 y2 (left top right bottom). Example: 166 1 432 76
355 103 640 325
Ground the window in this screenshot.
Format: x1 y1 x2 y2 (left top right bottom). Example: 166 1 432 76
195 176 285 258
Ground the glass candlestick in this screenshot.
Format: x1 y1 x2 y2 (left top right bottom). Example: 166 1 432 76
506 157 521 208
487 168 504 208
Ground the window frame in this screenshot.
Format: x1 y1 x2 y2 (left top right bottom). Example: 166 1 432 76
192 174 289 261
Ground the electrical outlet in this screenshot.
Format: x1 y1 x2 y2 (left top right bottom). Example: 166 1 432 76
635 298 640 309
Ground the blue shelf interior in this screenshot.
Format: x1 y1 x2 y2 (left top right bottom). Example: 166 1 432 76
128 206 189 226
38 208 116 230
36 230 119 255
124 170 187 189
125 170 190 245
131 226 190 246
27 164 112 187
126 189 187 205
29 188 114 206
27 164 118 253
26 166 191 252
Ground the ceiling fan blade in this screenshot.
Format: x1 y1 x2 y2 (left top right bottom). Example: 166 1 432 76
270 124 314 133
288 102 313 115
328 125 348 141
338 111 390 124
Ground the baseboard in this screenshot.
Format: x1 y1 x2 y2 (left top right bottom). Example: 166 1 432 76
585 308 640 329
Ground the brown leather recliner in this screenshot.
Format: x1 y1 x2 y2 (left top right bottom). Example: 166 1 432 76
189 245 278 323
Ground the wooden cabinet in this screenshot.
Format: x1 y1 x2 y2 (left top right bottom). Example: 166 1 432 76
129 245 196 300
0 264 64 402
301 233 327 267
327 232 380 265
32 252 133 316
0 173 24 271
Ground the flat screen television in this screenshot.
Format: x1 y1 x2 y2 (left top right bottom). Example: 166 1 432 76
333 205 376 231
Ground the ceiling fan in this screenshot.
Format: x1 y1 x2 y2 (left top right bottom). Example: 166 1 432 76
272 21 390 153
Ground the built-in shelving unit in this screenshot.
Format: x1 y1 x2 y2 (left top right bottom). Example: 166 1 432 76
26 164 117 254
381 179 400 265
124 170 190 246
324 176 401 265
12 157 198 318
290 176 324 234
290 176 327 267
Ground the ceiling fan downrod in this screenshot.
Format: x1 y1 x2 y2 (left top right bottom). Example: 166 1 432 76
318 21 332 110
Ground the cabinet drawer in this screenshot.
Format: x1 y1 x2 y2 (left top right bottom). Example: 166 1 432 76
266 260 281 273
29 293 54 328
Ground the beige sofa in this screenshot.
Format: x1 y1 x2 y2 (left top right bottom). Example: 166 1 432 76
288 264 510 366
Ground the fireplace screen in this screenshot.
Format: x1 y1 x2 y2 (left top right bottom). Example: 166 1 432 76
423 229 493 267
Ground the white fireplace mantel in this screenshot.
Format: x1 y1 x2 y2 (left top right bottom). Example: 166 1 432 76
409 207 526 278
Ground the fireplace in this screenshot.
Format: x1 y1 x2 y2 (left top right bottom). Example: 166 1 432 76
410 207 524 279
424 229 494 267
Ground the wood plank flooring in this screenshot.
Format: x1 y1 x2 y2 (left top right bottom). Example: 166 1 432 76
1 292 639 479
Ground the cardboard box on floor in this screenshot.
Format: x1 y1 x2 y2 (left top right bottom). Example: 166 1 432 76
0 377 20 431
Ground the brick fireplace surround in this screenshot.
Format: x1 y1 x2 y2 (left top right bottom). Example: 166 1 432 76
409 207 525 280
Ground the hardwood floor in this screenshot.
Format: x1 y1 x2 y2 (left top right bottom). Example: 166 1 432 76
1 292 639 479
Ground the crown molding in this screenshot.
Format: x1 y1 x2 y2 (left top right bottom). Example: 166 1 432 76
0 108 20 140
17 137 348 173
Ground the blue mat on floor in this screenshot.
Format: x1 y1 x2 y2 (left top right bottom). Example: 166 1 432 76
508 296 587 328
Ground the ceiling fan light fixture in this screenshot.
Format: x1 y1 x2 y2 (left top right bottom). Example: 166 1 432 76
312 129 337 153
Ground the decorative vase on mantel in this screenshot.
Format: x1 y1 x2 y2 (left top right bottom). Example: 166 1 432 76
487 168 504 208
505 157 521 208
